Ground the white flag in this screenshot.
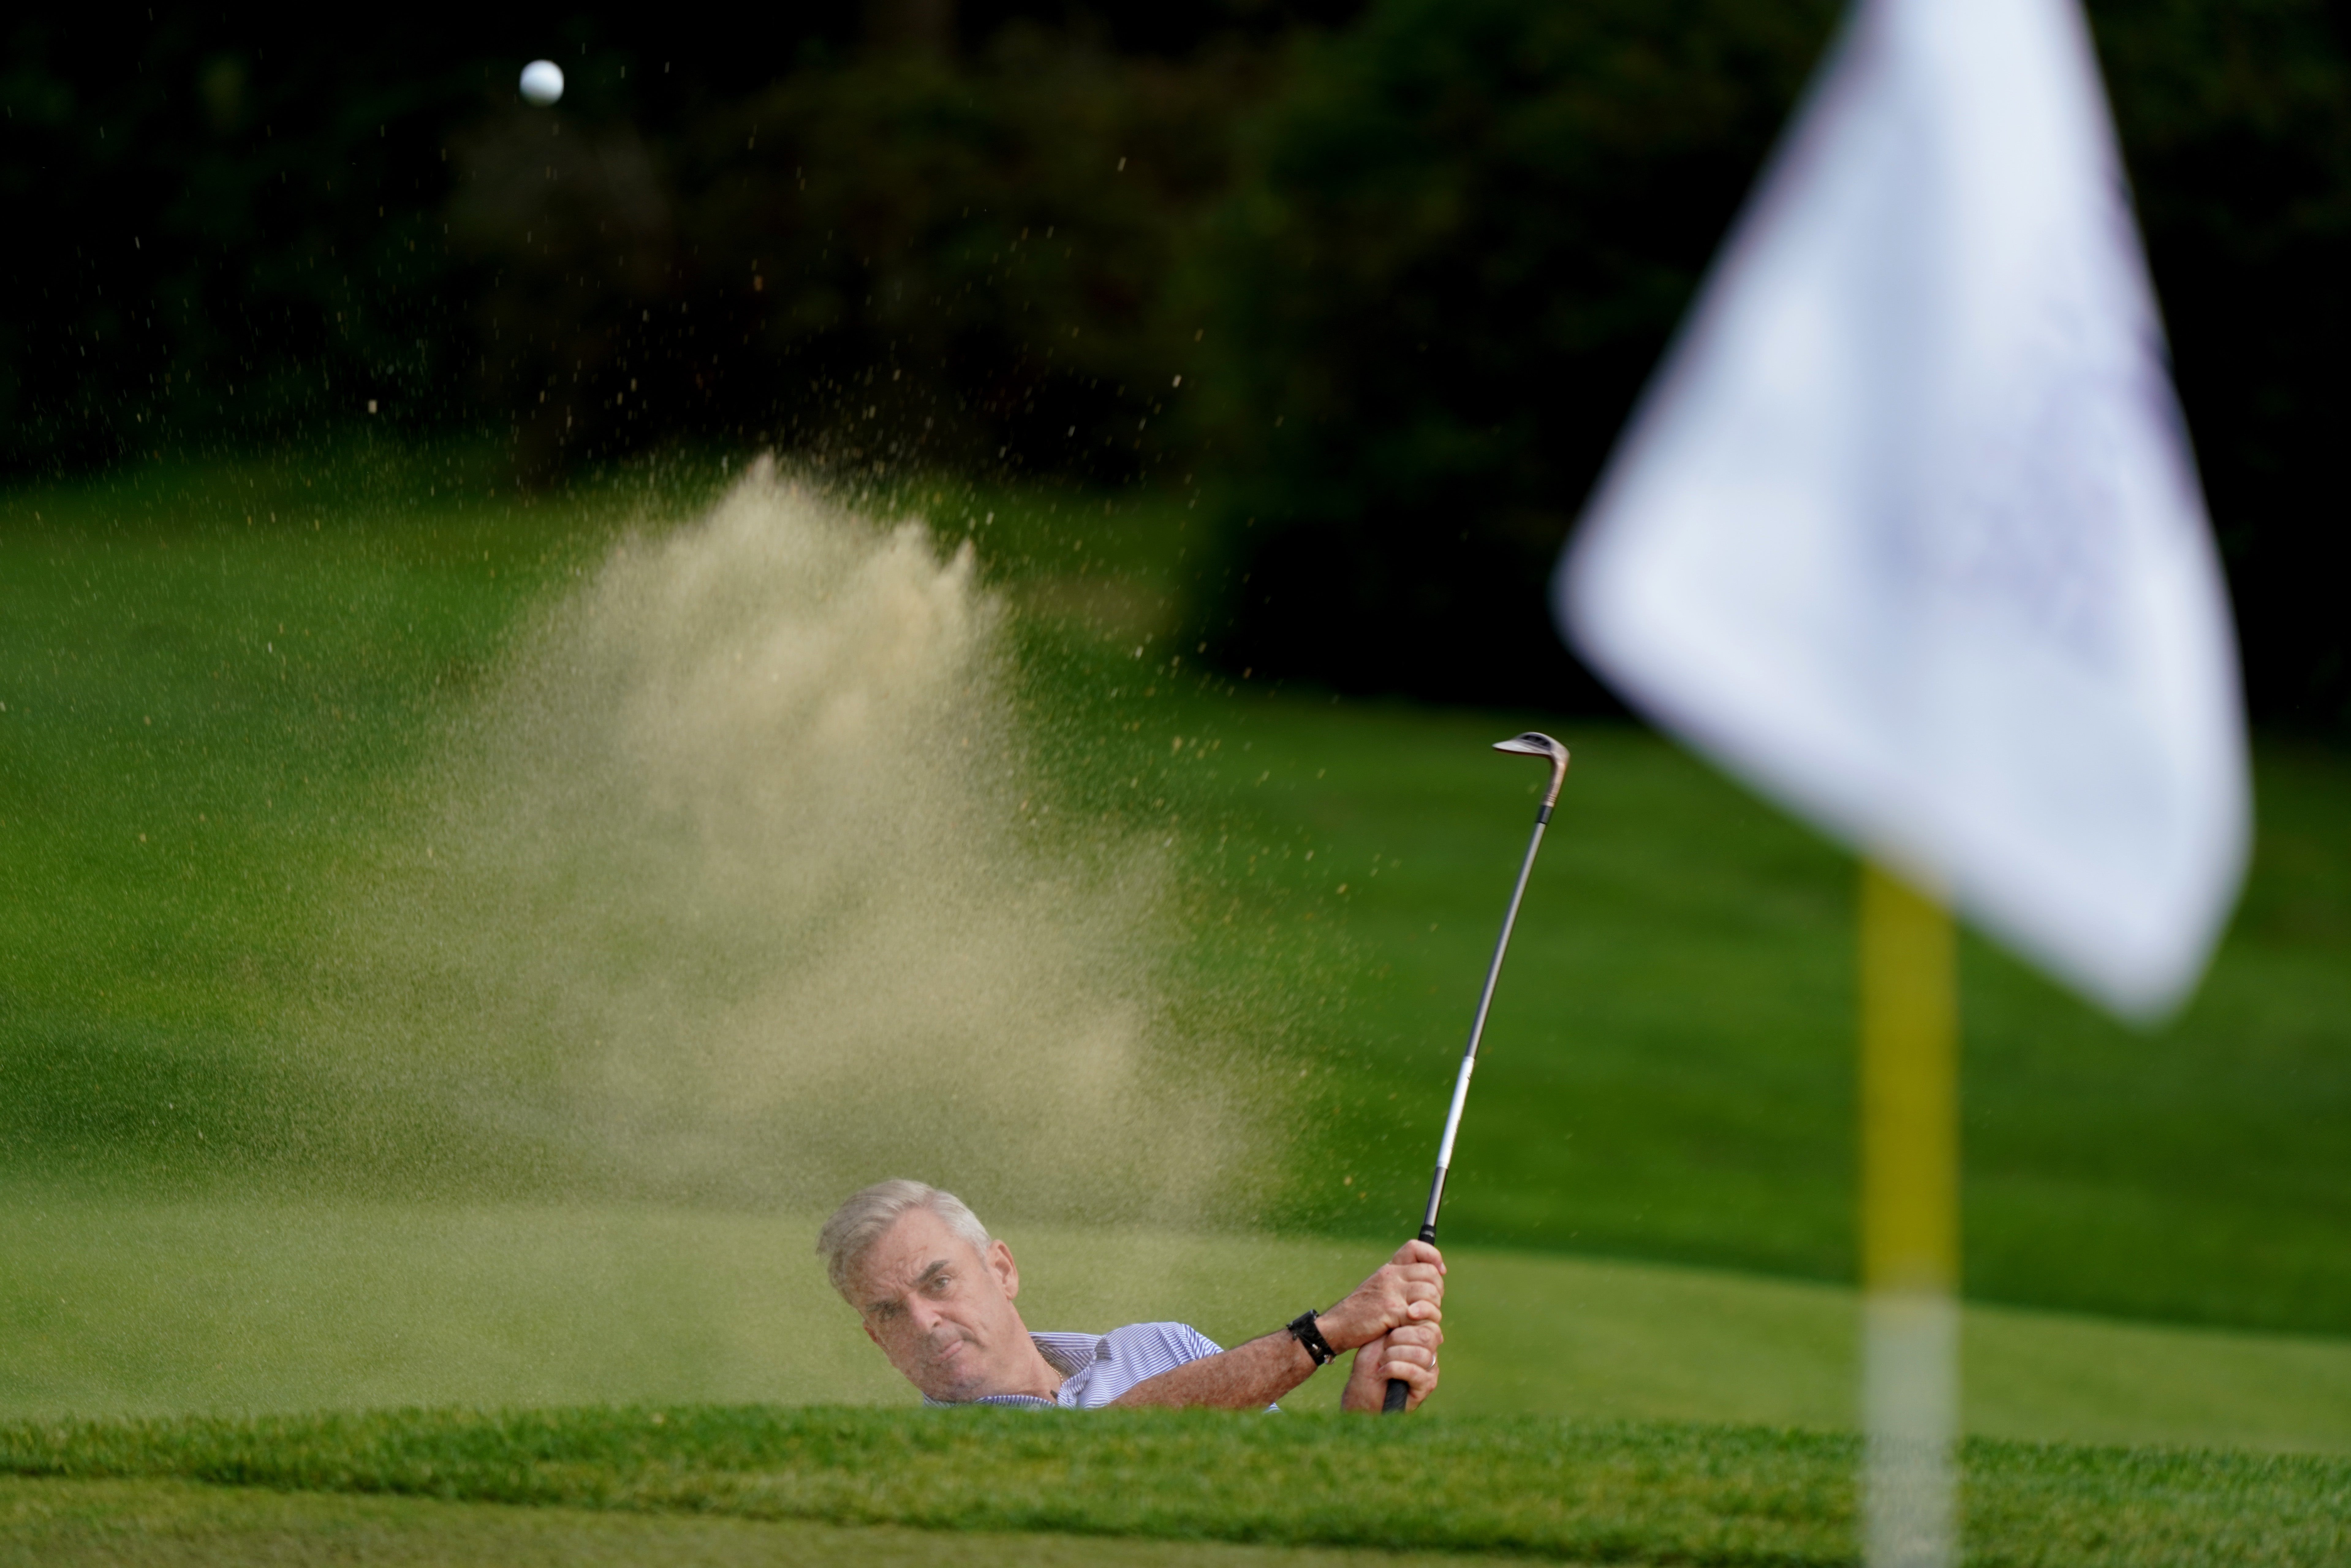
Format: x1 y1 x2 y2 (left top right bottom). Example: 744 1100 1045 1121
1557 0 2249 1019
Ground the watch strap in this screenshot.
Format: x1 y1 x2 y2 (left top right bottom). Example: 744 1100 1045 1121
1286 1309 1337 1367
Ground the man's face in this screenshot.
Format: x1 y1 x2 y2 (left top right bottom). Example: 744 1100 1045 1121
844 1205 1035 1401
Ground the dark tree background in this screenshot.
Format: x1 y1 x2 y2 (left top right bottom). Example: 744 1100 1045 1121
1185 0 1840 713
1188 0 2351 726
0 2 1323 476
4 0 2345 727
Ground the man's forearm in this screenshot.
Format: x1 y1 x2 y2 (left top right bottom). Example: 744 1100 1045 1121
1108 1330 1317 1410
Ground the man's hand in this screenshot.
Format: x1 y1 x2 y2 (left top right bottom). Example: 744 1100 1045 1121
1314 1239 1444 1353
1340 1320 1441 1412
1111 1239 1446 1413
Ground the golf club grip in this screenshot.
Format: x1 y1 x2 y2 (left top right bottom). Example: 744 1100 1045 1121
1382 1220 1441 1415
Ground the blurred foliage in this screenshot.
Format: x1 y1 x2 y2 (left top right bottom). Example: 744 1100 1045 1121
0 9 1272 486
1182 0 1837 709
2092 0 2351 734
0 18 479 465
2 0 2346 723
1186 0 2351 722
445 28 1271 481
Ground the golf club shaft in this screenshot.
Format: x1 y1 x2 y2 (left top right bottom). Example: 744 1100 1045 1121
1384 798 1554 1414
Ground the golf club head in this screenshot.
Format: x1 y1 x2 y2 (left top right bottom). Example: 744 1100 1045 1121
1494 732 1571 808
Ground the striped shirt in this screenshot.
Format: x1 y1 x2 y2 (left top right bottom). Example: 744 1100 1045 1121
923 1322 1226 1410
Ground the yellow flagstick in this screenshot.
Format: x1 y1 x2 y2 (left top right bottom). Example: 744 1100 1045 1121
1859 861 1959 1568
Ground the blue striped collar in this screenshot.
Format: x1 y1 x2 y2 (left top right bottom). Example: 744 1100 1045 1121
923 1331 1101 1409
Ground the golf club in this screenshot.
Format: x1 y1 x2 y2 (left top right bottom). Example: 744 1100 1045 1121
1384 731 1570 1414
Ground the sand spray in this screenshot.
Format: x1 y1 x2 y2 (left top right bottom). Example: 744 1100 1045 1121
1 461 1321 1417
310 459 1270 1233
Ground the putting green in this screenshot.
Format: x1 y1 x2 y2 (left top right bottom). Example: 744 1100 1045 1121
4 1192 2345 1454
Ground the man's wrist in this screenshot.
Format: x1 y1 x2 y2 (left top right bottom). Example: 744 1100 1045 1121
1312 1308 1368 1353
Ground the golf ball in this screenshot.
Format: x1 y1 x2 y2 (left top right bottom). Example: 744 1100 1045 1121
520 60 564 107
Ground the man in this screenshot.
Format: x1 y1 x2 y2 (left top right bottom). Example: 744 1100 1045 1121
817 1179 1444 1411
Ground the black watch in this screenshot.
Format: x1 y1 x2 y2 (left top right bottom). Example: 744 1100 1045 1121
1286 1309 1338 1367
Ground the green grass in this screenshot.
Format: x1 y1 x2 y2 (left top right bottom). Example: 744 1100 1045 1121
2 451 2347 1345
1133 700 2351 1336
4 1405 2348 1566
5 452 2346 1565
0 1477 1481 1568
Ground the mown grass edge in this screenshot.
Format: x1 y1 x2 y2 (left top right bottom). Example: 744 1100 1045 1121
4 1405 2346 1566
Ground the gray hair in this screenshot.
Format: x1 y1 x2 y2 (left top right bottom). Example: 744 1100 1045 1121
816 1180 991 1300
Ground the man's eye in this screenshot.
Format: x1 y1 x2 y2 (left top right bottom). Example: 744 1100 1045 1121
926 1274 952 1294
